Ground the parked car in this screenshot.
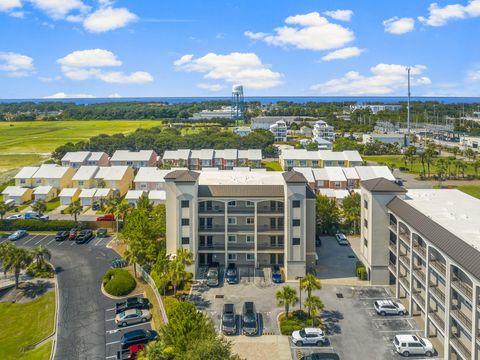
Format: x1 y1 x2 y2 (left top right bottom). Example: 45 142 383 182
301 354 340 360
92 201 101 211
4 199 16 210
24 212 49 221
97 214 115 221
68 228 78 240
221 303 237 335
374 300 406 316
271 265 283 283
393 335 434 357
116 297 150 314
116 344 145 360
75 229 94 244
8 229 27 241
96 228 108 238
55 230 69 241
335 232 349 246
242 302 258 336
7 214 23 219
225 263 238 284
292 328 326 347
206 266 219 287
112 258 128 268
115 309 151 327
120 329 158 349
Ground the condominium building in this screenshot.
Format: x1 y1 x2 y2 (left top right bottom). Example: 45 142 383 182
164 169 316 280
270 120 288 142
361 180 480 360
312 120 335 142
279 149 363 170
161 149 262 170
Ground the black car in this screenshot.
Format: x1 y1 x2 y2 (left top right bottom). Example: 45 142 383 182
221 303 237 335
242 302 258 336
97 228 108 238
226 263 238 284
55 231 69 241
120 329 158 349
116 296 151 314
75 229 94 244
301 353 340 360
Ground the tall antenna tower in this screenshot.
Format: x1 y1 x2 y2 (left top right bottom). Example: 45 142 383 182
406 67 411 146
231 84 245 126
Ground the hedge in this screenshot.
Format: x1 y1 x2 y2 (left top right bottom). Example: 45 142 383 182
0 219 77 231
102 268 136 297
26 263 55 278
356 261 367 280
163 296 180 317
279 310 319 335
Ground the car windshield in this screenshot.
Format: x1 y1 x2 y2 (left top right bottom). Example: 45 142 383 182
119 311 125 318
207 271 218 279
136 309 142 315
419 339 426 346
299 329 306 338
394 337 399 345
223 313 235 323
226 269 236 276
243 313 256 325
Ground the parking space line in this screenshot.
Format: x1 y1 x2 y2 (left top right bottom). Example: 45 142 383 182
34 235 49 245
378 329 420 333
106 307 116 311
106 322 150 334
23 235 40 245
106 318 115 321
0 239 7 244
371 317 414 321
95 237 106 246
106 356 117 360
105 341 120 346
71 241 76 246
46 236 56 246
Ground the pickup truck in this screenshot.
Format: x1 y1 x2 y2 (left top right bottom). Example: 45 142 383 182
24 212 49 221
115 297 150 314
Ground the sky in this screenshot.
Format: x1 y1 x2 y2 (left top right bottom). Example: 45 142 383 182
0 0 480 98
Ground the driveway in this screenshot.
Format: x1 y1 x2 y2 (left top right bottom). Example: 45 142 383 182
1 233 119 359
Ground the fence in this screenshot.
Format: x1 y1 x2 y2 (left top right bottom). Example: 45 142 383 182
137 263 168 324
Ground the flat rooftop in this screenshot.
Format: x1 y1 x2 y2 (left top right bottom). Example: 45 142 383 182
403 189 480 250
198 170 285 186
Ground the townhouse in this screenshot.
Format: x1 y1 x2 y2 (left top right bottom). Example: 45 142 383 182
72 166 101 189
61 151 109 168
161 149 262 170
1 186 33 205
164 169 316 280
95 166 134 196
134 167 170 191
361 180 480 360
278 149 363 170
31 164 75 191
110 150 158 170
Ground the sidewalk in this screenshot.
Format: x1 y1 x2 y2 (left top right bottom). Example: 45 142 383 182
230 335 291 360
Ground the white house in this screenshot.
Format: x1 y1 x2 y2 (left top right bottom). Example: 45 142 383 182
59 188 81 206
312 120 335 142
125 190 147 207
269 120 288 142
134 167 170 191
1 186 33 205
148 190 166 205
110 150 158 169
79 188 97 207
33 186 57 202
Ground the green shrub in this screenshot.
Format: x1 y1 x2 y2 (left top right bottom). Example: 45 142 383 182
102 268 136 296
0 219 77 231
279 310 317 335
26 263 55 278
163 296 180 317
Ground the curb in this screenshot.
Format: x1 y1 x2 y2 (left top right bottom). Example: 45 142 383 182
50 276 59 360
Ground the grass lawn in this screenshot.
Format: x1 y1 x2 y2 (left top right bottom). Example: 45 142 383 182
0 291 55 360
18 340 52 360
457 185 480 199
45 198 61 212
262 160 283 171
0 154 48 173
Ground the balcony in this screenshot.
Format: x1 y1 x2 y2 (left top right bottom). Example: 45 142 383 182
399 276 410 291
450 334 471 360
452 275 473 300
398 253 410 267
429 285 446 304
389 220 397 233
228 207 255 214
412 290 425 308
413 267 426 284
388 261 396 275
451 305 472 331
228 243 254 251
429 311 445 332
257 243 284 251
198 207 224 214
228 225 255 233
412 244 426 258
257 225 284 233
257 207 284 214
388 242 397 254
198 226 225 233
430 260 446 277
399 232 410 245
198 243 225 251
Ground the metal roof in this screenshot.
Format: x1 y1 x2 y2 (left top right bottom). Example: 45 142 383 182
198 185 284 198
164 170 200 182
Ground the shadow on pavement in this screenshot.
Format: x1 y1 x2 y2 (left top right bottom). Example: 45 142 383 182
322 309 344 335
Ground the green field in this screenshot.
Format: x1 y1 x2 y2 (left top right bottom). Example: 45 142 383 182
0 291 55 360
0 154 47 172
262 160 283 171
457 186 480 199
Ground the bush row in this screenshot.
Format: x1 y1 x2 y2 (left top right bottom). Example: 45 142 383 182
102 268 136 297
279 310 315 335
0 219 78 231
356 261 367 280
26 263 55 279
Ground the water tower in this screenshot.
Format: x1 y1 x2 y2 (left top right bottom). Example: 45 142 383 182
231 84 245 126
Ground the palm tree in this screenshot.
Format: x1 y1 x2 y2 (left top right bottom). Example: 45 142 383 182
31 245 52 270
419 153 426 177
168 257 185 297
0 201 8 220
473 160 480 178
32 199 47 215
105 195 129 234
175 248 193 290
4 247 33 288
275 285 299 318
0 242 15 278
458 162 468 178
136 194 152 212
300 273 322 299
304 295 324 326
67 201 83 223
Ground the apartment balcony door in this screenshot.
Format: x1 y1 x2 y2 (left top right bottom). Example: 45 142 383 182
199 217 213 229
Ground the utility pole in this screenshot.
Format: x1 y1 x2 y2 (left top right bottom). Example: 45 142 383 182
406 67 411 146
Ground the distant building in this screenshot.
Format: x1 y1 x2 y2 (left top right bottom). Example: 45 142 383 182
190 107 232 121
363 133 409 147
374 121 400 134
270 120 288 142
279 149 363 171
234 127 252 137
251 116 310 130
352 104 402 114
460 136 480 151
161 149 262 170
61 151 109 169
110 150 158 170
300 126 312 136
312 138 333 150
312 120 335 142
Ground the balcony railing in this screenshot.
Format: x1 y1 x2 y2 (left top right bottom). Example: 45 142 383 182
452 275 473 300
412 244 426 258
257 207 284 214
198 207 224 214
228 207 255 214
389 220 397 232
412 290 425 308
451 305 472 331
430 260 446 277
429 311 445 331
399 276 410 291
388 261 396 274
228 225 255 232
450 334 472 360
413 267 426 283
198 243 225 251
399 232 410 244
228 243 254 250
257 243 284 251
429 285 446 303
388 242 397 254
398 253 410 268
198 226 225 233
257 225 284 233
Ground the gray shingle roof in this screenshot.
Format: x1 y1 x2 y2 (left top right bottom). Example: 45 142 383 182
164 170 200 182
282 171 307 183
361 178 406 193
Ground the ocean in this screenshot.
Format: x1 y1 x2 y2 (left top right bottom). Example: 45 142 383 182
1 96 480 105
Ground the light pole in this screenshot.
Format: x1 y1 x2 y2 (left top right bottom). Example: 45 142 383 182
406 67 411 147
297 276 304 311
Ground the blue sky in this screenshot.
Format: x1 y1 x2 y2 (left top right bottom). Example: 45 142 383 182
0 0 479 98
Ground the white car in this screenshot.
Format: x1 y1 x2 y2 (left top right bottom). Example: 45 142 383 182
291 328 326 347
335 232 349 245
374 300 406 316
115 308 151 327
7 214 23 219
393 335 434 357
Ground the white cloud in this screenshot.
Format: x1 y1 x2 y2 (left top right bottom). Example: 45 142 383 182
418 0 480 26
310 64 431 95
0 52 34 77
383 17 415 34
9 10 24 17
83 6 137 33
174 52 284 89
320 47 364 61
38 75 61 82
0 0 22 11
197 83 225 92
469 69 480 81
108 92 122 98
27 0 90 20
244 12 355 51
44 92 94 98
57 49 153 84
323 9 353 22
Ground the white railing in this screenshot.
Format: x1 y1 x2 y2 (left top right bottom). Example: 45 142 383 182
137 264 169 324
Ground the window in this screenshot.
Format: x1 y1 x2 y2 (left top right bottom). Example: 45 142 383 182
246 201 254 207
364 200 368 209
181 218 190 226
246 235 254 243
140 183 147 189
228 217 237 225
292 238 301 245
364 238 368 247
181 200 189 208
181 237 190 245
228 253 237 261
228 235 237 243
228 201 236 207
246 217 255 225
246 254 255 262
292 200 301 208
364 219 368 228
292 219 300 227
20 179 26 184
335 181 341 189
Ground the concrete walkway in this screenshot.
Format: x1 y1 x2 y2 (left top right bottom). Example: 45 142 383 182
231 335 291 360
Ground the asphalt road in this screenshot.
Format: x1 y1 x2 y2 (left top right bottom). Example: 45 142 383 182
0 233 151 360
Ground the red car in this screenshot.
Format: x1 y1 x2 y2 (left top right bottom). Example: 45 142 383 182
96 214 115 221
128 344 145 359
68 228 78 240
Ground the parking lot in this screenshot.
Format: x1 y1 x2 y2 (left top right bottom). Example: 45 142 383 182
0 232 114 249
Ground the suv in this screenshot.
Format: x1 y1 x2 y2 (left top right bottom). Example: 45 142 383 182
272 265 283 283
206 266 219 287
393 335 434 357
292 328 326 347
225 264 238 284
242 302 258 336
335 232 349 245
374 300 406 316
55 231 69 241
221 303 237 335
75 229 94 244
120 329 158 349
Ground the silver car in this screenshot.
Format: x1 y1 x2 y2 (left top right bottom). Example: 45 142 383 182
115 309 151 327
